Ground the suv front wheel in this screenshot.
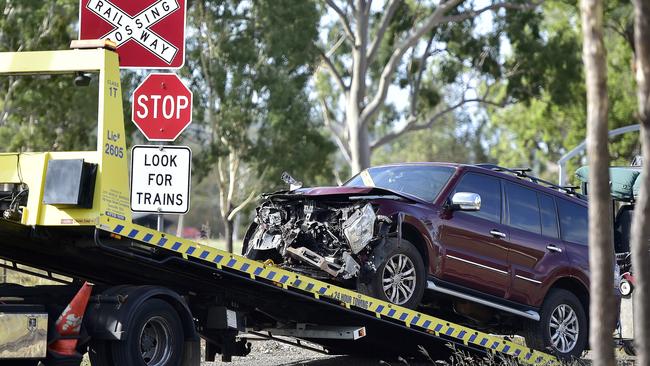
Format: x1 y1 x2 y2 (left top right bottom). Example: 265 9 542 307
524 289 588 359
359 238 426 309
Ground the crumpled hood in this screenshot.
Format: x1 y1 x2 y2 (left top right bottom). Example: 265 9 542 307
266 185 420 202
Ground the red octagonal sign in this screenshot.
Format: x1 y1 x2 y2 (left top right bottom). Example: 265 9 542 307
132 73 193 141
79 0 187 69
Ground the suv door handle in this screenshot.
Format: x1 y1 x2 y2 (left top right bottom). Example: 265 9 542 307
490 230 506 238
546 244 563 253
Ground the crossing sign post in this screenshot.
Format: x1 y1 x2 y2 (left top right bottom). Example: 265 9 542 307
79 0 187 69
129 74 193 227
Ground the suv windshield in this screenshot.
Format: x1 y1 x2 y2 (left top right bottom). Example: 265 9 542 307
345 165 455 202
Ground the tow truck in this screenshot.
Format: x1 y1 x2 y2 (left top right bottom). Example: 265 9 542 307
0 42 559 365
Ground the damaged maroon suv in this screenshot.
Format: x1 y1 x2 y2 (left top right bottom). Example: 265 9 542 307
243 163 596 357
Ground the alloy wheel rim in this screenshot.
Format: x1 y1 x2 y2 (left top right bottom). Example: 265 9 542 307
382 254 416 305
139 316 173 365
548 304 579 353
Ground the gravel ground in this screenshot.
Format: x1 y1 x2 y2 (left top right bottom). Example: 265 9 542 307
205 339 408 366
202 339 638 366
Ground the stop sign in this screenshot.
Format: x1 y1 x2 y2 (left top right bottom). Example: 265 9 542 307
132 73 193 141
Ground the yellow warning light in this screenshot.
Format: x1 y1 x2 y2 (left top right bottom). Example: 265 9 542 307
70 39 117 51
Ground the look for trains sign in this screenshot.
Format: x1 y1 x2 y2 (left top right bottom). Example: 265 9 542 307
79 0 187 69
131 145 191 214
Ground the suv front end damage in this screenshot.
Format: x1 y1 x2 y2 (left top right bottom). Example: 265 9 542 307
243 190 399 281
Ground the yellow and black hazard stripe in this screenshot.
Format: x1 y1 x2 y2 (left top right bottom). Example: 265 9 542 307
98 218 559 366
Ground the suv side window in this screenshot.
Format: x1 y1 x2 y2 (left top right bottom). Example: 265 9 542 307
556 198 588 245
538 193 560 239
505 181 541 234
453 172 501 222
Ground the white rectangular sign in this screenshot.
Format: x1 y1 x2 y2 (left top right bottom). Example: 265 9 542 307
130 145 191 214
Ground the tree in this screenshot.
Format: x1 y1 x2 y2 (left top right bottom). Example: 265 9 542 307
186 0 334 251
372 109 489 166
318 0 536 173
485 1 638 181
580 0 617 364
0 0 139 153
631 0 650 363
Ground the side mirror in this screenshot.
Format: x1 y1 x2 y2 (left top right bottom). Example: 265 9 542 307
450 192 481 211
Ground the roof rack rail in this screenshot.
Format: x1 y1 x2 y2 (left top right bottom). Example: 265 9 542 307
475 164 586 199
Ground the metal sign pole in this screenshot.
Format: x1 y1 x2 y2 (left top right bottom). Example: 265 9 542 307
157 142 164 232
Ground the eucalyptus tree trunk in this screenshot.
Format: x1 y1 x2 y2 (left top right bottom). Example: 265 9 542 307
580 0 617 364
323 0 518 174
346 0 370 173
631 0 650 363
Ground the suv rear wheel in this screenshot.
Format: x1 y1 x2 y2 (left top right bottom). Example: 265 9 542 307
524 289 587 359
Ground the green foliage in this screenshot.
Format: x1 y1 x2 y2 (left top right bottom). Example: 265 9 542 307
0 0 77 52
373 113 488 166
498 2 584 104
0 1 140 153
0 0 334 238
0 0 99 152
186 0 334 187
486 0 638 181
0 75 99 152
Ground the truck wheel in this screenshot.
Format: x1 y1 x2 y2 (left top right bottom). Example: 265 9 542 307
91 299 184 366
88 340 114 366
360 238 425 309
523 289 587 359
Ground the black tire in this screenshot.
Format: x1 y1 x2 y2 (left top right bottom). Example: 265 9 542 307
240 222 258 256
90 299 184 366
242 224 283 264
523 289 588 359
88 340 114 366
359 238 426 309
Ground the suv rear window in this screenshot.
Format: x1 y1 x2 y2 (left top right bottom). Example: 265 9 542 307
453 173 501 222
556 199 588 245
505 182 541 234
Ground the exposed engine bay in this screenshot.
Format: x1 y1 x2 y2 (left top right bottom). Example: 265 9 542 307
243 194 393 281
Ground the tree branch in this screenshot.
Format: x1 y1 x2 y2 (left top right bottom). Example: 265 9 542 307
325 0 356 42
409 35 435 116
370 97 504 150
216 157 229 219
227 190 257 221
319 48 349 93
226 151 239 206
441 1 539 24
367 0 401 64
1 77 20 125
360 0 463 126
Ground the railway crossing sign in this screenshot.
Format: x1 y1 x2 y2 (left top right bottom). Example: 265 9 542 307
132 73 193 141
79 0 187 69
130 145 191 214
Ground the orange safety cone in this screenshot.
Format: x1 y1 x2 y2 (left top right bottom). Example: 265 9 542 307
48 282 94 356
